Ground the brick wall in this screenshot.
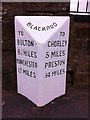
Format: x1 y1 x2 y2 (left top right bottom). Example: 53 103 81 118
2 2 89 90
2 3 23 90
69 16 89 87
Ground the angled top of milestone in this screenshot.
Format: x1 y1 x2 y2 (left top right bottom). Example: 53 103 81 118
15 16 70 44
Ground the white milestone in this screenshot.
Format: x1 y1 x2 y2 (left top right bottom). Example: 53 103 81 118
15 16 70 107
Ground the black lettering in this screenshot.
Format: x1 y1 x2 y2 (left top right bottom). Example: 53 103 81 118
50 25 54 29
35 62 37 68
38 27 41 31
28 40 34 47
18 67 22 73
30 25 34 29
48 41 51 47
30 71 33 77
17 49 20 55
17 39 34 47
48 62 52 68
34 52 37 58
17 39 19 45
47 40 67 47
27 22 32 27
23 69 36 78
33 72 36 78
42 27 46 31
44 60 65 69
31 51 34 58
45 62 47 69
59 68 65 74
17 59 37 68
52 71 56 76
34 26 37 30
46 26 50 30
23 50 27 56
65 41 67 46
59 51 62 57
51 51 56 58
27 22 57 31
57 70 60 75
18 31 24 36
53 22 57 27
54 61 57 67
60 32 65 36
62 50 65 56
23 69 26 74
45 52 49 58
45 72 50 78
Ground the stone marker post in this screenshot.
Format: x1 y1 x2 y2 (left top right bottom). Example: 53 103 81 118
15 16 70 107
